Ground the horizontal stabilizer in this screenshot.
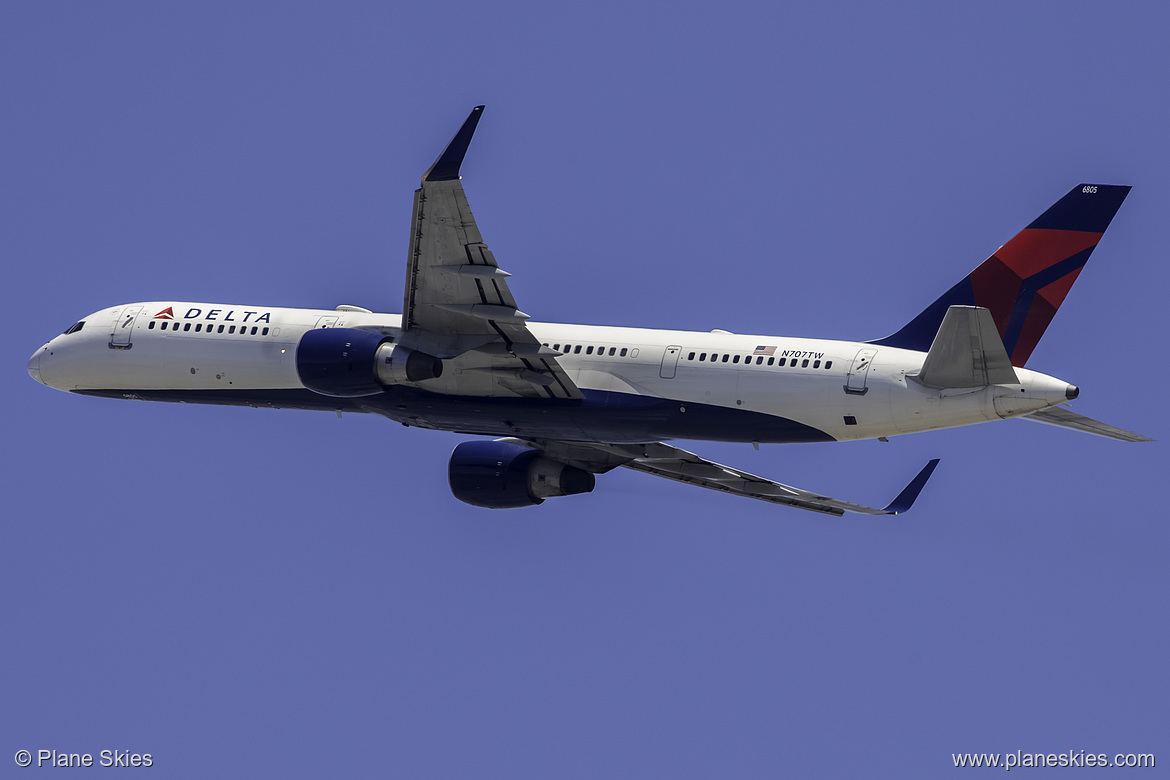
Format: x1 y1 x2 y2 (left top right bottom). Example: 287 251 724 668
916 306 1019 389
1021 406 1152 442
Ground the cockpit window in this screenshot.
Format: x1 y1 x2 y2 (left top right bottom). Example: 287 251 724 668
63 321 85 335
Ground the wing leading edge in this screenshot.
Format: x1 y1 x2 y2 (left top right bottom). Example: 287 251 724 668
400 106 582 400
503 438 940 516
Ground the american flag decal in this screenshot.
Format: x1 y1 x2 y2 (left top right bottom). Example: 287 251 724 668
753 345 776 356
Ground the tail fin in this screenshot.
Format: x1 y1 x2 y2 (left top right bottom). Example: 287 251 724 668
874 184 1131 366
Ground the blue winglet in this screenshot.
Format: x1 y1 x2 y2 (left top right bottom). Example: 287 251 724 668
882 459 941 515
422 106 485 182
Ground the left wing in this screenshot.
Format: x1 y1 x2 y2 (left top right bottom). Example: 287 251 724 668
399 106 582 400
504 438 940 516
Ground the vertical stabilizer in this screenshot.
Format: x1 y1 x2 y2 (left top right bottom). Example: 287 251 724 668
874 184 1130 366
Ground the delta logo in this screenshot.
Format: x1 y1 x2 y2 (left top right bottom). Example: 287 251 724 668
152 306 273 324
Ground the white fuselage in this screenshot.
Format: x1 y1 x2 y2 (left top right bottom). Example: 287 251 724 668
29 301 1076 444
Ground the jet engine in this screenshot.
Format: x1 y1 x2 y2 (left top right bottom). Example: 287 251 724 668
448 440 596 508
296 327 442 397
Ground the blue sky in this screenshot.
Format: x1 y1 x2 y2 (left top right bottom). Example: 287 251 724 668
3 2 1166 776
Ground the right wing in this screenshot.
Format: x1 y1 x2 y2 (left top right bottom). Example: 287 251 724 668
1021 406 1152 442
398 106 582 400
505 438 940 516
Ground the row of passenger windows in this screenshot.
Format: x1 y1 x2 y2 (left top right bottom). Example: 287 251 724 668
686 351 833 370
539 340 834 370
543 343 638 358
148 320 270 336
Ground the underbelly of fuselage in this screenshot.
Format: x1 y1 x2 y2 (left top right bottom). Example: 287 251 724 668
73 386 837 444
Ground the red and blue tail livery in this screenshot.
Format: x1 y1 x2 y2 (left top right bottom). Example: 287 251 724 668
875 184 1130 366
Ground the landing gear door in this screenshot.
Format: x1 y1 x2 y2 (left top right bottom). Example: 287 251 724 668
109 305 143 349
844 348 877 395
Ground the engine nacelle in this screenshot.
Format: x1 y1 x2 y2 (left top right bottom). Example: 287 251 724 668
448 441 596 508
297 327 442 397
374 342 443 385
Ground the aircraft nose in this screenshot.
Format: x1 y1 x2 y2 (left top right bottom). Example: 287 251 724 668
28 347 44 385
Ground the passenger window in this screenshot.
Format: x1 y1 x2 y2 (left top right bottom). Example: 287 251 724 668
699 353 706 361
183 323 191 332
262 327 269 336
778 358 786 366
218 325 225 333
732 355 740 364
229 326 236 334
825 360 832 369
767 357 774 365
609 347 616 356
688 351 695 360
553 344 560 350
802 359 809 367
586 346 594 355
721 354 729 363
813 360 821 368
574 345 581 354
251 326 258 335
620 348 627 357
148 321 155 330
756 356 763 365
173 322 181 331
195 323 202 332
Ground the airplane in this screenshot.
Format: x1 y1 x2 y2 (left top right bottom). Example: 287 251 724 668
27 106 1150 515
